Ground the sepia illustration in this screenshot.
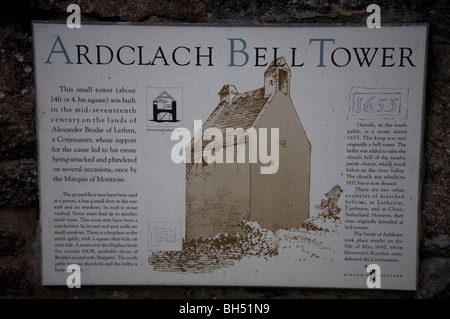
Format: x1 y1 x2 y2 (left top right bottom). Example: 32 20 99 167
148 185 343 273
149 58 342 273
186 57 311 239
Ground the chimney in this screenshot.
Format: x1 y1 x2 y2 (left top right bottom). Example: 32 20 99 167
218 84 238 103
264 57 290 98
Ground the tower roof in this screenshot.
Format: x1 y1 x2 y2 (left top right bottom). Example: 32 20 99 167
189 57 289 152
264 56 290 75
153 90 175 101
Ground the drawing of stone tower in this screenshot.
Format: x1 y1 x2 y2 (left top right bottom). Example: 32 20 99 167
186 57 311 239
153 91 177 122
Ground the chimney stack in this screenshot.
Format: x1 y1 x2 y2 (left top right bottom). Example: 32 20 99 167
218 84 238 103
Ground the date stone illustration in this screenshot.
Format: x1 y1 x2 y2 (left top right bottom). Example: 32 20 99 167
348 87 409 120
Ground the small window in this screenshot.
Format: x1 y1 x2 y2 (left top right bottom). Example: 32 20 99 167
157 101 166 110
278 69 288 93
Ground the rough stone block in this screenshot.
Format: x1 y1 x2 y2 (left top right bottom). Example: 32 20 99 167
0 160 38 208
415 257 450 298
0 26 36 161
0 265 34 296
0 230 26 257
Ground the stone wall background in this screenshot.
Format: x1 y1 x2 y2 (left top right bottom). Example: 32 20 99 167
0 0 448 298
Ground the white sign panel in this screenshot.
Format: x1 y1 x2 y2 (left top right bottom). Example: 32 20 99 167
33 22 427 289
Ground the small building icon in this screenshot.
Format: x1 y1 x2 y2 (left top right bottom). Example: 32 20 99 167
186 57 311 239
152 91 178 122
